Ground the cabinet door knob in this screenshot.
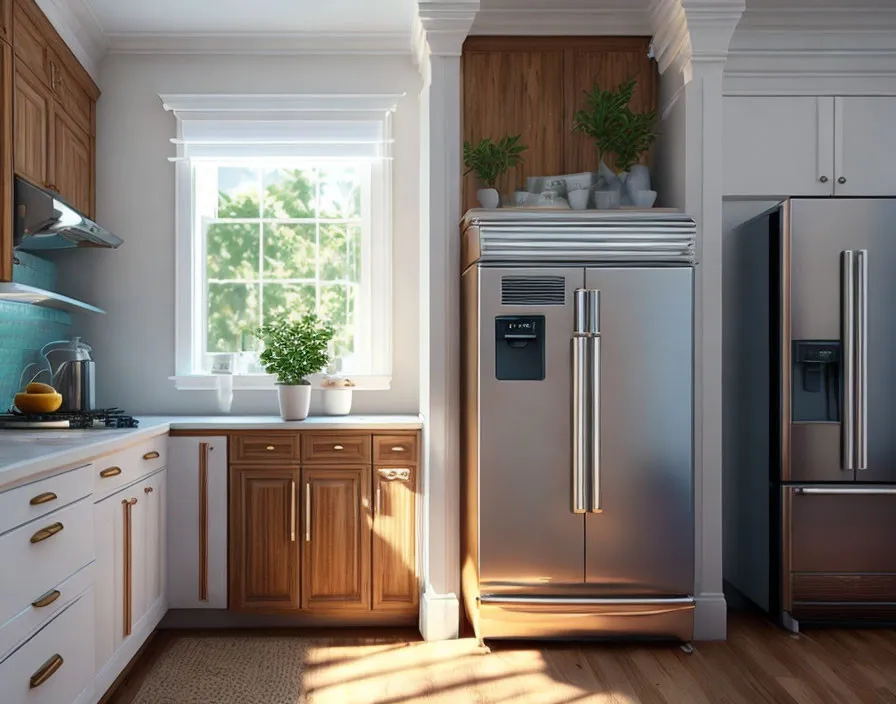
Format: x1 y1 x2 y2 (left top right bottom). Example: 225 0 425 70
819 176 829 183
838 176 847 184
144 486 154 494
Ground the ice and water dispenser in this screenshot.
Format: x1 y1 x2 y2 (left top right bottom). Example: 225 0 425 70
495 316 545 381
792 341 841 422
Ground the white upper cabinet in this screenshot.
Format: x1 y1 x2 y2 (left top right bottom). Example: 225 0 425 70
167 437 228 609
725 95 896 198
724 96 834 198
835 98 896 196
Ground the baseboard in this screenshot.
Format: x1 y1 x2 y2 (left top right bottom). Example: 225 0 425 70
419 587 459 641
94 597 167 703
694 592 728 641
160 609 418 629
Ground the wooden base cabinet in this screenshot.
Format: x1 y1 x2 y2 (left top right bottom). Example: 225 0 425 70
302 467 371 611
373 466 418 610
229 465 300 612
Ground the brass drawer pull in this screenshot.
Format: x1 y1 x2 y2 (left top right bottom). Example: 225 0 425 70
333 444 344 451
266 445 276 451
143 451 160 460
32 589 61 608
390 445 407 452
377 468 411 482
29 654 63 689
30 491 58 506
100 466 122 478
30 522 64 544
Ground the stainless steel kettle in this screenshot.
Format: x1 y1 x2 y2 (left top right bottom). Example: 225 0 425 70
41 337 96 411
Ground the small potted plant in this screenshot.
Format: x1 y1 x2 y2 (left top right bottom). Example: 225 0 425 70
573 77 657 206
463 135 528 208
255 314 335 421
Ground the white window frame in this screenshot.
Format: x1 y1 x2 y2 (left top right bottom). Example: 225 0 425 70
162 94 400 391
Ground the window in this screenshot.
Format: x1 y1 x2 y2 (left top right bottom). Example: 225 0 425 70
163 94 400 389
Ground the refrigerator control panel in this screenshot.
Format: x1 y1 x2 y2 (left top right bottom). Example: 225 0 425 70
495 316 545 381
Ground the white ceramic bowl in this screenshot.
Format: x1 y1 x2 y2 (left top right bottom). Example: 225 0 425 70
632 190 658 208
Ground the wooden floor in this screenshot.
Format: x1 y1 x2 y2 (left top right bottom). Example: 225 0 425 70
106 612 896 704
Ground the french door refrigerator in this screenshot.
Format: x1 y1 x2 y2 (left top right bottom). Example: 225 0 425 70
461 209 697 641
724 198 896 632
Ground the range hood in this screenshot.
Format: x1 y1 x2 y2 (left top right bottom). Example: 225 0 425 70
13 177 122 251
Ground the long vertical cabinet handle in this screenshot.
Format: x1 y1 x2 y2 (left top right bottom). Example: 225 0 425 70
841 251 856 471
121 498 137 637
290 481 296 542
305 483 311 542
198 442 209 601
856 250 868 471
572 290 589 514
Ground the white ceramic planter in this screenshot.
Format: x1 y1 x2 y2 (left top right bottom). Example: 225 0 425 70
277 383 312 421
322 389 353 416
477 188 500 209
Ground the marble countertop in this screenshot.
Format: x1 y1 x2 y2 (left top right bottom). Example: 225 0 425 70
0 414 423 492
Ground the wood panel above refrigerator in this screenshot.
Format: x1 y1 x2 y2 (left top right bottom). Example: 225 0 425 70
461 37 657 213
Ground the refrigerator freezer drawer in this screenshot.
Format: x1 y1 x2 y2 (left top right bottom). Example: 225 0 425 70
477 597 694 641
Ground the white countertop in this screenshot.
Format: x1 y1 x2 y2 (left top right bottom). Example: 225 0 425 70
0 414 422 493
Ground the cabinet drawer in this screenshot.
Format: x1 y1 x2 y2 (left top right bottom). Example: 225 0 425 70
786 487 896 573
0 591 94 704
0 464 92 536
0 563 93 662
231 434 300 463
93 436 167 500
301 433 370 464
0 498 93 640
373 435 418 464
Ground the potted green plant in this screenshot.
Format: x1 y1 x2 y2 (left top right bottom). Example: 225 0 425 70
254 314 335 420
573 77 657 206
463 135 528 208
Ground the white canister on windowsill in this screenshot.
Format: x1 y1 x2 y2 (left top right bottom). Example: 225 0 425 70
321 376 355 415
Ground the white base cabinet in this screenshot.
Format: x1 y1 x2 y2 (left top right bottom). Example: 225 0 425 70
93 469 166 697
167 437 228 609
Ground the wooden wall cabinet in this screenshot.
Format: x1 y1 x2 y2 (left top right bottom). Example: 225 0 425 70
13 60 49 188
226 431 419 620
461 37 657 212
0 0 11 45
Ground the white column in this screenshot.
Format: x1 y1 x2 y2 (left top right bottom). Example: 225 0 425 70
415 0 478 642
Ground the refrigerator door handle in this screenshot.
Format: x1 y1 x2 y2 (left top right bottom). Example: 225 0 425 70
841 250 855 471
794 487 896 496
572 335 588 514
589 327 602 514
855 249 868 471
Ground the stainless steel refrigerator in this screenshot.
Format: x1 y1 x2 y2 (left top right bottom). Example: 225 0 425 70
461 209 697 641
724 198 896 632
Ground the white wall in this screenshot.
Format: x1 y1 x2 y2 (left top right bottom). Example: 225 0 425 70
56 53 421 415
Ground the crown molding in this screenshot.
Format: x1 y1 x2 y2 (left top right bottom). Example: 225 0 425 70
470 8 650 36
737 8 896 33
415 0 479 59
35 0 107 80
107 32 412 56
650 0 744 75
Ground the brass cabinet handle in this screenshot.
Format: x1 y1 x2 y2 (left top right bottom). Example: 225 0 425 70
100 466 122 479
30 522 64 544
144 486 154 494
376 486 382 514
390 445 407 452
198 442 209 601
305 483 311 542
290 480 296 542
333 444 344 451
29 654 64 689
377 468 411 482
122 498 137 636
143 451 160 460
32 589 61 608
266 445 275 451
45 183 57 191
30 491 58 506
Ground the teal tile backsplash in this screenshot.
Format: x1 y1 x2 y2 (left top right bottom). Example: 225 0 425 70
1 254 71 409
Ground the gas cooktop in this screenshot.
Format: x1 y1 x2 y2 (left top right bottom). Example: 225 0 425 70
0 408 139 429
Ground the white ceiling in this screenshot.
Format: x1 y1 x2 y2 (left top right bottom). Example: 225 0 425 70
84 0 414 35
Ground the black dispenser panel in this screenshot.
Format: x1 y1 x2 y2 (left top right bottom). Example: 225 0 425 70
792 340 841 422
495 316 545 381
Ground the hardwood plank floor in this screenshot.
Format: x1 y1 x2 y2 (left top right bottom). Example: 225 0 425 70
105 613 896 704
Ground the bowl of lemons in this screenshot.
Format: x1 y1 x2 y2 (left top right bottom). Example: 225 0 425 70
14 382 63 414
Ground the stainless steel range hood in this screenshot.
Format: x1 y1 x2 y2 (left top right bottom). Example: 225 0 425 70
13 177 122 251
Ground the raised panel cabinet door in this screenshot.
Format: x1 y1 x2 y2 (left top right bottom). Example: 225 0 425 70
229 466 300 612
834 97 896 196
13 62 49 187
0 43 12 283
723 96 834 197
167 437 229 609
141 470 166 617
12 0 51 87
302 467 371 611
0 0 11 45
372 467 418 611
51 107 90 214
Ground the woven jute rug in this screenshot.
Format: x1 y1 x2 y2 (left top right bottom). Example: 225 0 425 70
131 636 310 704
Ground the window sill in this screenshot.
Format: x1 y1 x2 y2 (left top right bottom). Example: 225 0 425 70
170 374 392 391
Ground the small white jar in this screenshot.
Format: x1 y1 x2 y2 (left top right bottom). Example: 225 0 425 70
322 389 353 415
